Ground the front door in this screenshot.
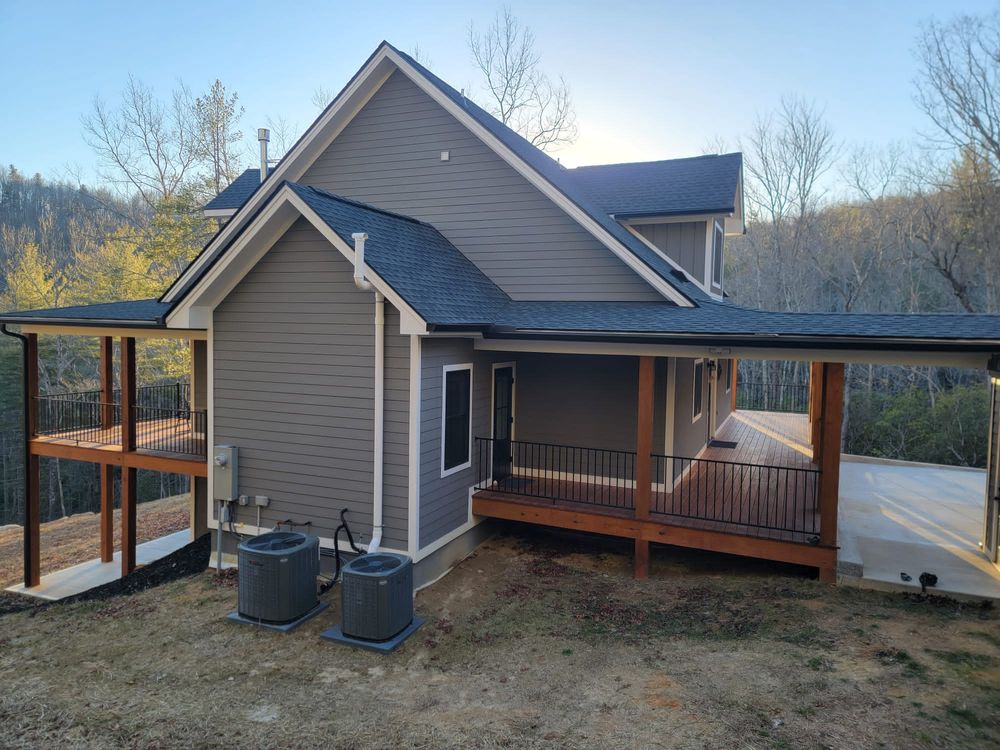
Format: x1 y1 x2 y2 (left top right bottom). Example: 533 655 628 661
985 379 1000 563
492 366 514 483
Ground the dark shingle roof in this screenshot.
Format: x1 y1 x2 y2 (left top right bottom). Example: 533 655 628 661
0 299 171 326
569 154 742 218
204 168 268 212
288 183 510 324
480 299 1000 343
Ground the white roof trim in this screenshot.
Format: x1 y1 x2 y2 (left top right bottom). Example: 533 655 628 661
166 185 427 334
203 208 237 219
165 44 694 308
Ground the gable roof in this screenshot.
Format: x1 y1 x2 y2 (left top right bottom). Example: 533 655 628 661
286 183 509 324
204 168 267 213
570 154 742 219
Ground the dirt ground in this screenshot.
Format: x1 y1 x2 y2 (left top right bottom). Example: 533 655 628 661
0 527 998 750
0 495 189 589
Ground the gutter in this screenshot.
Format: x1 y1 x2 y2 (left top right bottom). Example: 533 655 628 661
1 325 32 586
352 232 384 554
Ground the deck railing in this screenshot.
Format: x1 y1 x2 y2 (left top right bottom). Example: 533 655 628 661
134 405 207 457
651 454 820 537
474 437 637 510
473 437 821 539
735 382 809 414
33 382 205 457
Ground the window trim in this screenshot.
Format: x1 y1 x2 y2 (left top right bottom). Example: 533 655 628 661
711 220 724 289
724 359 732 393
440 363 474 478
692 359 704 423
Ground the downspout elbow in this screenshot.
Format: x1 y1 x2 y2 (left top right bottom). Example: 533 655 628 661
352 232 372 291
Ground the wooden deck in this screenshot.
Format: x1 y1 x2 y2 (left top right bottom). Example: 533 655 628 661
472 410 834 569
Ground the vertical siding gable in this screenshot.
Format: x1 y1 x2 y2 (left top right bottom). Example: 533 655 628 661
634 221 707 284
301 70 661 302
213 218 409 549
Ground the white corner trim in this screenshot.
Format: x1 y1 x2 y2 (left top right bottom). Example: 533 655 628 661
407 335 422 558
440 362 474 478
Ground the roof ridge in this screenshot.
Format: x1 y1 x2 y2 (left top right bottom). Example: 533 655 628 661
570 153 742 171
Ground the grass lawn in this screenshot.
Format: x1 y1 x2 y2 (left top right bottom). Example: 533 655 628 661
0 528 998 749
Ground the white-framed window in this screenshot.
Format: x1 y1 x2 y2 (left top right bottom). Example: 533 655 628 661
724 359 732 393
692 359 704 422
441 363 473 477
711 220 724 288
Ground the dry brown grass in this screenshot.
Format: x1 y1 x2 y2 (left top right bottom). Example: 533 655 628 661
0 529 998 749
0 495 189 589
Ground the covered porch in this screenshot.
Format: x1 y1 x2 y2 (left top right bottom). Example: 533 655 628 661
471 354 845 580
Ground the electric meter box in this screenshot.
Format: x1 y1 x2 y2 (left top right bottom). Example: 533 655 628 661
213 445 239 501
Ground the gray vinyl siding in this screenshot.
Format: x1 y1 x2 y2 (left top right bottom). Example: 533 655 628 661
716 358 734 427
301 70 660 302
213 218 409 549
672 357 711 462
419 338 500 548
512 353 665 455
634 221 707 284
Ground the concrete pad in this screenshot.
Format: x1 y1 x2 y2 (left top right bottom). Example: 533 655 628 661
5 530 190 601
838 460 1000 600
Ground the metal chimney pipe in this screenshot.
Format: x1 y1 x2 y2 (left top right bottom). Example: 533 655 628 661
257 128 270 182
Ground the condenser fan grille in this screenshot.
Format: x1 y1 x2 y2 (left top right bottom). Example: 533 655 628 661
349 554 402 574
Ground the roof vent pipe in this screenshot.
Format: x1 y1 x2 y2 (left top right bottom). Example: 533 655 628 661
352 232 372 291
257 128 270 182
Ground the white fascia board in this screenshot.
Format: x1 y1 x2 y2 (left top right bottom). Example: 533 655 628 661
163 53 397 304
203 208 237 219
167 186 428 334
381 48 693 308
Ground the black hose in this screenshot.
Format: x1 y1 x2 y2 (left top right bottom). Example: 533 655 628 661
319 508 363 593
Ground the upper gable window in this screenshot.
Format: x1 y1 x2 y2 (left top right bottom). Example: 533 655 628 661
711 221 724 289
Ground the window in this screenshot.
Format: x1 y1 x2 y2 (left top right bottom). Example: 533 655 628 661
441 364 473 475
712 221 724 288
692 359 704 421
724 359 732 393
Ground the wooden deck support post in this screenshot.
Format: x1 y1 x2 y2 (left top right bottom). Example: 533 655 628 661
120 337 137 576
189 340 209 539
817 362 844 582
24 333 40 588
100 464 114 563
634 356 655 579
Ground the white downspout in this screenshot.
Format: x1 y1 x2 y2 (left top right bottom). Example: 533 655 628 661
352 232 383 554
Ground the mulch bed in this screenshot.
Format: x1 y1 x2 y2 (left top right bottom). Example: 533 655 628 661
0 533 211 617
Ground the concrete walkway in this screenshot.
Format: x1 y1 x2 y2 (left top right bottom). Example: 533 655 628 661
5 530 190 601
838 459 1000 600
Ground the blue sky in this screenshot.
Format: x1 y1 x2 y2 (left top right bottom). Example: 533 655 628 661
1 0 996 185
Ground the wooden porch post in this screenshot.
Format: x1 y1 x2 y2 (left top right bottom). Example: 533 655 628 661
99 336 114 428
24 333 40 588
100 464 114 563
817 362 844 582
189 340 209 540
809 362 824 462
120 337 137 576
634 356 655 579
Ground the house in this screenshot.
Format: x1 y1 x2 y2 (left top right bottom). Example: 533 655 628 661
4 42 1000 592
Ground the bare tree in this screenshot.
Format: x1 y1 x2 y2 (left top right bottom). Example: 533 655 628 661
311 86 334 113
916 11 1000 164
468 7 577 151
82 77 200 209
194 80 245 196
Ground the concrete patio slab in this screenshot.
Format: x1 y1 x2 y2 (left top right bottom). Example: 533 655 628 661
838 459 1000 600
5 529 190 601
